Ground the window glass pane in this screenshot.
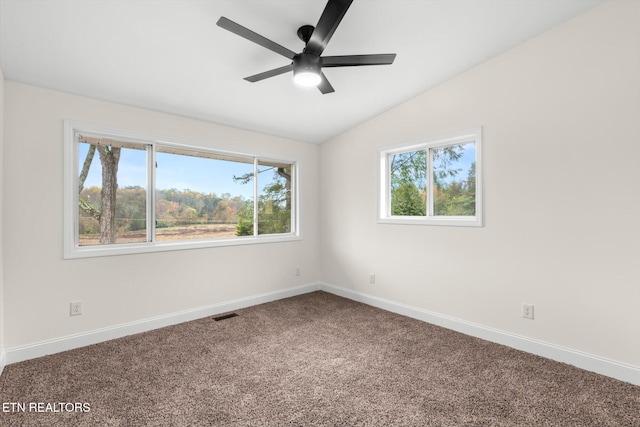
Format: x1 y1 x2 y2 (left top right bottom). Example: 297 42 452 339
78 141 148 245
155 149 254 241
432 142 476 216
389 150 427 216
257 161 292 235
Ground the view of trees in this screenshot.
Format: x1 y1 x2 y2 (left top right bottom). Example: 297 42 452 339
79 186 248 238
78 136 471 246
77 141 292 245
78 142 123 244
390 143 476 216
234 165 292 236
390 150 427 216
78 138 471 245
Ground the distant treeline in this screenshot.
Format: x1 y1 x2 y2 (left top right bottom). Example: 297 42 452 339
79 186 248 235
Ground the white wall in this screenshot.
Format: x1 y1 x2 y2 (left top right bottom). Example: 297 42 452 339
2 0 638 383
0 67 5 371
2 82 320 349
320 0 640 368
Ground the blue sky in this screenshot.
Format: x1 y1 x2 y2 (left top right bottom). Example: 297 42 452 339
79 144 256 199
391 142 476 186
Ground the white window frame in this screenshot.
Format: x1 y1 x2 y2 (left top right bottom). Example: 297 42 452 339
378 127 482 227
64 121 300 259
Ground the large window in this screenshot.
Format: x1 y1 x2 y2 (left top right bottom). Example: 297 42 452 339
379 127 482 227
65 122 298 258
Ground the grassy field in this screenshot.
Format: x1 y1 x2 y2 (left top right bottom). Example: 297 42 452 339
79 224 238 246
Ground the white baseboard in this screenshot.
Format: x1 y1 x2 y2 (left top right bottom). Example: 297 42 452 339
4 281 639 386
0 350 6 377
4 282 320 366
318 282 640 386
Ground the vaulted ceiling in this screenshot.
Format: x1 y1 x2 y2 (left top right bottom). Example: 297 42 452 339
0 0 602 143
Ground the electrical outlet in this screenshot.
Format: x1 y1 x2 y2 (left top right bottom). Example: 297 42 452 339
522 304 534 320
295 266 301 276
70 301 82 316
369 273 376 284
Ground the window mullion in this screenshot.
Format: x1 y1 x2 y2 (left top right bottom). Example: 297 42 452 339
427 148 433 217
253 158 259 237
385 154 392 217
73 131 81 248
148 144 156 242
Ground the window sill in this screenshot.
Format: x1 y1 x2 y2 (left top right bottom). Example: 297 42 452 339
378 216 482 227
64 234 302 259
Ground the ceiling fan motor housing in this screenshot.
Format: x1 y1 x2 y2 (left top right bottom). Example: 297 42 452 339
293 53 321 73
293 53 322 86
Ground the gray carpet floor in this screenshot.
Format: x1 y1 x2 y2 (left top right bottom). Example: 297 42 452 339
1 291 639 426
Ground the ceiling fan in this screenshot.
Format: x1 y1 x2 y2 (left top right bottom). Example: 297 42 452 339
216 0 396 94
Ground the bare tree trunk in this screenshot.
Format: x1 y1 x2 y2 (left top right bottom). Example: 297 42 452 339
78 144 102 220
78 144 96 194
97 146 121 244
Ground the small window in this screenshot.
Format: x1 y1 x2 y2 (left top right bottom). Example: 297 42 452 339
379 127 482 227
64 122 298 258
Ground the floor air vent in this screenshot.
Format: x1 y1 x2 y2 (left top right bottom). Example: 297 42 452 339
213 313 238 321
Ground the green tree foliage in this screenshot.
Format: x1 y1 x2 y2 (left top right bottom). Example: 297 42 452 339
257 171 291 235
433 162 476 216
234 167 292 236
390 145 476 216
391 182 426 216
78 187 101 235
235 201 254 236
390 150 426 216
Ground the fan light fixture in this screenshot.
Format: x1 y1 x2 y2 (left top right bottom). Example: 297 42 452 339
216 0 397 94
293 54 321 87
294 71 321 87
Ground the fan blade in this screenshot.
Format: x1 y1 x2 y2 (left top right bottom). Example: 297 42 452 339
322 54 396 67
305 0 353 57
244 64 293 82
217 17 297 60
318 71 335 94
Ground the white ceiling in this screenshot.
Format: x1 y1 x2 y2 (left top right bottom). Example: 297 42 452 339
0 0 602 144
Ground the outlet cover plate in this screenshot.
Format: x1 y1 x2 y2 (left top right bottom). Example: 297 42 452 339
70 301 82 316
